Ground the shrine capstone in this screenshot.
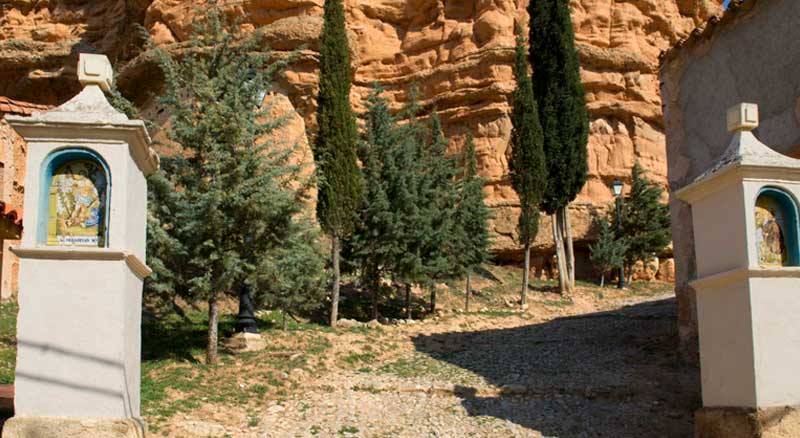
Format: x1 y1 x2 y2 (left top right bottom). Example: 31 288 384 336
677 103 800 436
2 53 157 437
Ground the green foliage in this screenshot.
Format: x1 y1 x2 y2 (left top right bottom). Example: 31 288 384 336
253 219 328 324
529 0 589 214
313 0 363 239
509 30 546 247
589 215 628 284
350 87 402 296
454 135 493 273
0 302 17 385
416 111 462 284
144 2 316 317
619 162 671 271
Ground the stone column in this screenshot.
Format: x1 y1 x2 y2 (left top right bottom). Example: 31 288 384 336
2 53 158 438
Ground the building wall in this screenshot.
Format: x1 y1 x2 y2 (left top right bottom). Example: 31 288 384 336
660 0 800 359
0 118 26 300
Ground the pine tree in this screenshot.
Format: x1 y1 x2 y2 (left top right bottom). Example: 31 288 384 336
391 93 426 319
351 86 399 321
455 135 492 312
253 219 328 330
417 111 460 314
589 216 628 287
619 162 671 281
509 28 546 308
529 0 589 294
146 1 314 364
313 0 363 327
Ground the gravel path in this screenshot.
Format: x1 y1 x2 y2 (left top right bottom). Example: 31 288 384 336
260 294 699 438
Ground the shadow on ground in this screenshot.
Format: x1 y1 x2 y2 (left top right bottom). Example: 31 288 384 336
412 298 700 437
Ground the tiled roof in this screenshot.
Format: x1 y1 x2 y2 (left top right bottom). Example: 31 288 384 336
659 0 763 67
0 96 51 116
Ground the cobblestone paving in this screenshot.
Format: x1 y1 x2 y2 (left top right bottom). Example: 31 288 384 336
261 294 699 438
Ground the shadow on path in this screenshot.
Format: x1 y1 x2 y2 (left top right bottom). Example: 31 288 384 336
412 298 699 437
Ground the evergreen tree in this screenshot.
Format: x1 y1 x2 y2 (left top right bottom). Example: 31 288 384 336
417 111 460 314
589 216 628 287
529 0 589 294
455 135 492 312
313 0 363 326
351 86 400 320
391 93 426 319
509 29 546 308
619 162 671 281
146 2 313 364
254 220 328 330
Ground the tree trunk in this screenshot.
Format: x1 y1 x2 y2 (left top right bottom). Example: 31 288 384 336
521 242 530 309
465 272 471 312
330 236 340 327
207 293 219 365
562 205 576 292
405 283 412 320
552 213 568 293
371 271 380 321
600 274 605 288
282 308 287 331
429 287 436 315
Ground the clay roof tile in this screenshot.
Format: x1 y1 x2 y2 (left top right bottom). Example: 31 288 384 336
0 96 52 117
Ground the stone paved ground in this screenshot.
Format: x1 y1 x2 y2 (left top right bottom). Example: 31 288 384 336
260 293 699 438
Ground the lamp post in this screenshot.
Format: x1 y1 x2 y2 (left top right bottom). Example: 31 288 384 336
612 179 626 289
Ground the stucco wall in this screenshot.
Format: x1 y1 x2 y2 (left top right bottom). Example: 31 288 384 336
660 0 800 359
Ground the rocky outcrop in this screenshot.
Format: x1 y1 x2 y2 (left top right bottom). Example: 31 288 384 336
0 0 723 262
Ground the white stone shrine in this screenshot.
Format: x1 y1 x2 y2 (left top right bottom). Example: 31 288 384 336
2 53 157 437
677 103 800 432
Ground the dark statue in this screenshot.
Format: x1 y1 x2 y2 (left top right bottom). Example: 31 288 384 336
236 285 259 333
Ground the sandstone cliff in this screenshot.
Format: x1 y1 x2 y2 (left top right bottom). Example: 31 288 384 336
0 0 722 263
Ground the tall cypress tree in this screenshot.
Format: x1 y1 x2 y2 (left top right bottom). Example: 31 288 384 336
313 0 363 326
455 135 492 312
509 29 546 308
529 0 589 294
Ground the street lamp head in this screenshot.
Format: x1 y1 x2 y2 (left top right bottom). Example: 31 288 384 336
612 179 623 197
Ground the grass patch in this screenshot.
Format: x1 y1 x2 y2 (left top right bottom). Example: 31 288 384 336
339 425 359 435
378 353 483 386
0 302 17 384
140 308 333 427
341 352 376 365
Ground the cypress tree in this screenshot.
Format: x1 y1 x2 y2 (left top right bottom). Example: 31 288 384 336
619 162 671 281
455 135 492 312
313 0 363 326
146 1 315 364
529 0 589 294
509 29 546 308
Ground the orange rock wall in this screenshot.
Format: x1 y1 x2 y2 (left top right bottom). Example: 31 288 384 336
0 0 723 259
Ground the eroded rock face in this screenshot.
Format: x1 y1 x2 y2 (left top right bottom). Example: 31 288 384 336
0 0 723 260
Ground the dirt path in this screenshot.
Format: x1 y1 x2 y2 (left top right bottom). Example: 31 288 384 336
259 293 699 438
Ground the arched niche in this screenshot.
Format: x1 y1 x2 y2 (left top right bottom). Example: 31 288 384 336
38 148 111 247
754 186 800 267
